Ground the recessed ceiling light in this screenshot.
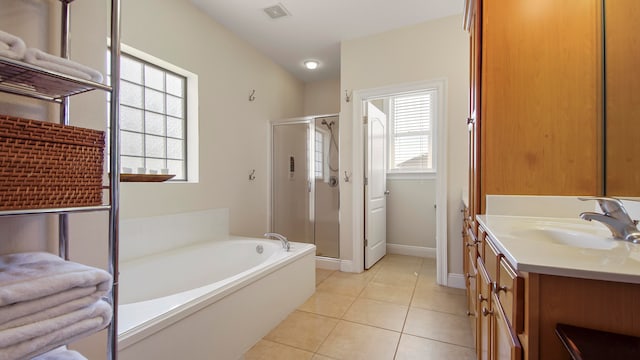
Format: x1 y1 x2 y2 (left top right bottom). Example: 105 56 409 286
304 60 319 70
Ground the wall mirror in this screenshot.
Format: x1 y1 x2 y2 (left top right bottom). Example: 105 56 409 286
604 0 640 196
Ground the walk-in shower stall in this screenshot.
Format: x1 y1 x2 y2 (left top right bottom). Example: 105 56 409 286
271 115 340 258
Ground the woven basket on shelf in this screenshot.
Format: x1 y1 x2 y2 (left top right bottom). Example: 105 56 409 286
0 114 105 210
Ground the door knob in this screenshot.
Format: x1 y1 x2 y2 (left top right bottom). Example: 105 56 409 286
384 190 390 195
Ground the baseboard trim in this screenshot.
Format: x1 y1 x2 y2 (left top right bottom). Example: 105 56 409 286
339 260 355 273
387 243 436 258
447 273 465 289
315 256 341 271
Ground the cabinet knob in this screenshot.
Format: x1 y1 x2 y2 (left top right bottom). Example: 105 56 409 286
466 311 475 317
467 117 474 125
466 273 476 279
466 239 480 247
493 282 508 294
482 307 493 317
478 293 488 303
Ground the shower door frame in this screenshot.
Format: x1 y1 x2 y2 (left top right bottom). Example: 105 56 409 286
269 114 340 257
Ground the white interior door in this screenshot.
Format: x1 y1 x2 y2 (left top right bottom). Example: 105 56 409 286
365 102 388 269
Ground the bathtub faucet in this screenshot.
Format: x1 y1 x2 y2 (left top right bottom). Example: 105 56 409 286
264 232 291 251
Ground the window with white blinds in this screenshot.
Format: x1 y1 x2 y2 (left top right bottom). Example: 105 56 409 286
389 90 435 172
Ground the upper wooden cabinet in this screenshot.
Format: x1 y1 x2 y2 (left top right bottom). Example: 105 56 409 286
464 0 483 225
605 0 640 196
467 0 603 213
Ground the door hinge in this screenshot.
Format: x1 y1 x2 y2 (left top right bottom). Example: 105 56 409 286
363 116 368 125
365 238 368 247
364 176 368 186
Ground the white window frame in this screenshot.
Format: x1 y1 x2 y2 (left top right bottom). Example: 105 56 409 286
387 89 437 178
110 42 199 183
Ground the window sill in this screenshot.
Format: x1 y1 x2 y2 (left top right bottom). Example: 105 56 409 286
387 172 436 180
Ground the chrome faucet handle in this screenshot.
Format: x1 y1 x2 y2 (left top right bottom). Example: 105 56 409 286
578 196 633 221
263 232 291 251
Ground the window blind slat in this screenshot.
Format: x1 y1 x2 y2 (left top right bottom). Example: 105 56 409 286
390 91 434 171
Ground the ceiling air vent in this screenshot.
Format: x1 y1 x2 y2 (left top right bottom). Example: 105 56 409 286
263 3 290 19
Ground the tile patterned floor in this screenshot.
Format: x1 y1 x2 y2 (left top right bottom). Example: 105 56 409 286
243 255 475 360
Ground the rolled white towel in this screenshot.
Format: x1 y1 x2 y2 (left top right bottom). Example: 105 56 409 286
31 346 87 360
0 30 26 60
0 252 112 326
23 48 103 83
0 300 112 360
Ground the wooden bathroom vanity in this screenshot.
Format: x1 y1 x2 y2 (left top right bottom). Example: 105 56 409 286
462 0 640 357
463 214 640 359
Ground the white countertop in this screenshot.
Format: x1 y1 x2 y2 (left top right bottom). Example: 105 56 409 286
477 215 640 284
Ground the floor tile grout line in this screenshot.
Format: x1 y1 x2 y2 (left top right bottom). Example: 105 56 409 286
251 257 473 359
399 266 421 335
255 338 318 356
338 317 405 335
399 332 477 350
403 261 476 350
312 314 344 359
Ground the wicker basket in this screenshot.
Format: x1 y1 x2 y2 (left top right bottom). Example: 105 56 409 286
0 114 105 210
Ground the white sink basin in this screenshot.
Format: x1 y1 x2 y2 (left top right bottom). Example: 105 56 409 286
512 226 616 250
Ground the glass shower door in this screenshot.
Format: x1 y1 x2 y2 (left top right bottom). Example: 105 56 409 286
271 117 340 258
271 122 313 244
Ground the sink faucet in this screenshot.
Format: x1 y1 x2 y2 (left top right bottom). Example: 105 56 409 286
578 197 640 243
264 232 291 251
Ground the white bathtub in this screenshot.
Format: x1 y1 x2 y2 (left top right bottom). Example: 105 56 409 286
117 238 315 360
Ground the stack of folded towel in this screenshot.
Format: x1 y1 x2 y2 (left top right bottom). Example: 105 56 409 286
0 252 113 360
32 346 87 360
0 29 103 83
0 30 26 60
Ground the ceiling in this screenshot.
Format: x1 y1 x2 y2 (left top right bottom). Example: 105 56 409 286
189 0 464 83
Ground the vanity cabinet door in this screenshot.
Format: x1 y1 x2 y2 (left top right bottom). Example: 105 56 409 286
464 224 478 317
493 294 523 360
477 260 492 360
465 0 483 217
467 248 478 314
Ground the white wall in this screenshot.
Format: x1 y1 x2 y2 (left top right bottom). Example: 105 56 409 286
387 178 437 249
303 77 340 116
339 15 469 275
117 0 305 238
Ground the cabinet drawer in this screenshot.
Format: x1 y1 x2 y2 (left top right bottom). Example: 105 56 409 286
496 257 524 333
493 293 523 360
482 234 500 282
